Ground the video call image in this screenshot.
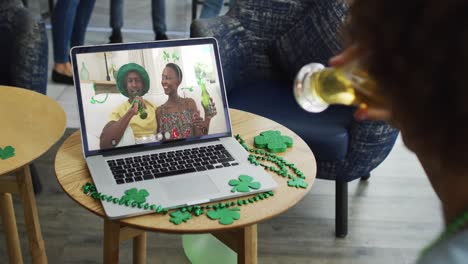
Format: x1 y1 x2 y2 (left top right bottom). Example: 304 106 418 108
75 44 228 151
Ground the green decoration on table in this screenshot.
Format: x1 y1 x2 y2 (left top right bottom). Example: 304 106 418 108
235 134 306 190
121 188 149 204
228 175 261 193
170 210 193 225
254 130 293 153
0 145 15 160
287 178 308 189
207 207 240 225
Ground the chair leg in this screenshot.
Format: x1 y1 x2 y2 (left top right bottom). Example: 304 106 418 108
360 173 371 181
335 181 348 238
192 0 197 21
30 164 42 195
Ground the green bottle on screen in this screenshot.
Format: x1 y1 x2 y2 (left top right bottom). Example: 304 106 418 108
201 83 213 117
80 62 89 80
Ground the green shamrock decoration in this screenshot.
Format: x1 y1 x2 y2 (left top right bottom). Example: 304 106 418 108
254 130 293 153
0 146 15 160
163 51 170 62
121 188 149 204
169 210 192 225
228 175 261 193
207 207 240 225
287 178 308 189
171 52 180 62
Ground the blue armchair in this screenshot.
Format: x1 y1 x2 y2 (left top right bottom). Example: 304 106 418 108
191 0 399 237
0 0 49 194
0 0 48 95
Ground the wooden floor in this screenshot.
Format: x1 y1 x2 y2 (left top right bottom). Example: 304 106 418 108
1 1 444 263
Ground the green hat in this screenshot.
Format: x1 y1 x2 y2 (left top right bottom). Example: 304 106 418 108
116 63 150 97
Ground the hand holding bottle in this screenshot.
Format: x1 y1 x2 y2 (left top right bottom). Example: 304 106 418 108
329 46 391 122
202 97 217 118
130 96 148 119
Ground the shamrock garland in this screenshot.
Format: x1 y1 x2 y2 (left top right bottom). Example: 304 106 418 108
254 130 293 153
0 145 15 160
170 210 192 225
81 132 307 226
236 134 308 190
287 178 308 189
229 175 261 193
121 188 149 204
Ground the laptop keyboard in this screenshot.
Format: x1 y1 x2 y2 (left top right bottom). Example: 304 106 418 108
106 144 239 185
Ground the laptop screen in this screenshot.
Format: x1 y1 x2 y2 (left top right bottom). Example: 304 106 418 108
71 38 231 157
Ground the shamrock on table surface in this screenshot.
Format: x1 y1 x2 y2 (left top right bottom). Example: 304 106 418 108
229 175 261 193
169 210 192 225
0 145 15 160
207 207 240 225
254 130 293 153
287 178 308 189
121 188 149 204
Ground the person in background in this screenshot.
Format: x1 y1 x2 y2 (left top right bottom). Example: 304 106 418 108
199 0 235 19
51 0 96 85
109 0 168 43
334 0 468 263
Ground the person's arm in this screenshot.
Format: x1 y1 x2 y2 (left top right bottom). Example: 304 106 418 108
100 102 138 148
188 98 217 136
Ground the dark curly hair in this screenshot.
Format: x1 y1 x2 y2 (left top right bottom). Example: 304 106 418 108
348 0 468 170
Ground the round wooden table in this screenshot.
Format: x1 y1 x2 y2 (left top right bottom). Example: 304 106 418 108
0 85 66 264
54 109 316 264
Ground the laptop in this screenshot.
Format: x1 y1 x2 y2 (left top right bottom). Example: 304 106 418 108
70 37 277 219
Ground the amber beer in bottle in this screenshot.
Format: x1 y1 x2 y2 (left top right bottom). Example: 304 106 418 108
294 62 383 113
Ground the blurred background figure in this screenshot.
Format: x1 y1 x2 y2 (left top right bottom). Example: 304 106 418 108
199 0 235 19
51 0 96 85
109 0 168 43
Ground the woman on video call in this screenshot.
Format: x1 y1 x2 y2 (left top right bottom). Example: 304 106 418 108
156 63 217 140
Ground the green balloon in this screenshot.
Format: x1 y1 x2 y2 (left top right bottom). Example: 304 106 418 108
182 234 236 264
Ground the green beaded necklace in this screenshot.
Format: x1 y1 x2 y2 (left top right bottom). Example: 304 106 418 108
420 210 468 258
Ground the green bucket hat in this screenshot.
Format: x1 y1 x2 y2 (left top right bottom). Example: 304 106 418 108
116 63 150 97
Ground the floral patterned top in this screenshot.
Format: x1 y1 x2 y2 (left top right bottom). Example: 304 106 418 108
157 98 199 140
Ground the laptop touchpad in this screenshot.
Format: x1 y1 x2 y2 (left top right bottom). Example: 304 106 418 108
161 175 220 201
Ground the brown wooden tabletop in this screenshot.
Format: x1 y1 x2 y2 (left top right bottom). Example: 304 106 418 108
54 109 316 234
0 85 66 175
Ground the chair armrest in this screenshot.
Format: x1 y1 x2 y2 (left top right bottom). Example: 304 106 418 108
11 9 48 95
191 16 251 93
318 120 399 182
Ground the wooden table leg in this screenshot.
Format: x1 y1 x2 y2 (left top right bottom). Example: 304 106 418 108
16 165 47 264
104 219 121 264
0 193 24 264
237 225 257 264
133 232 147 264
213 224 258 264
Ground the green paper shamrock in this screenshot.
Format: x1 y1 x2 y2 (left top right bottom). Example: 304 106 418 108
169 210 192 225
254 130 293 153
287 178 308 189
228 175 261 193
121 188 149 204
207 207 240 225
163 51 170 62
0 145 15 160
